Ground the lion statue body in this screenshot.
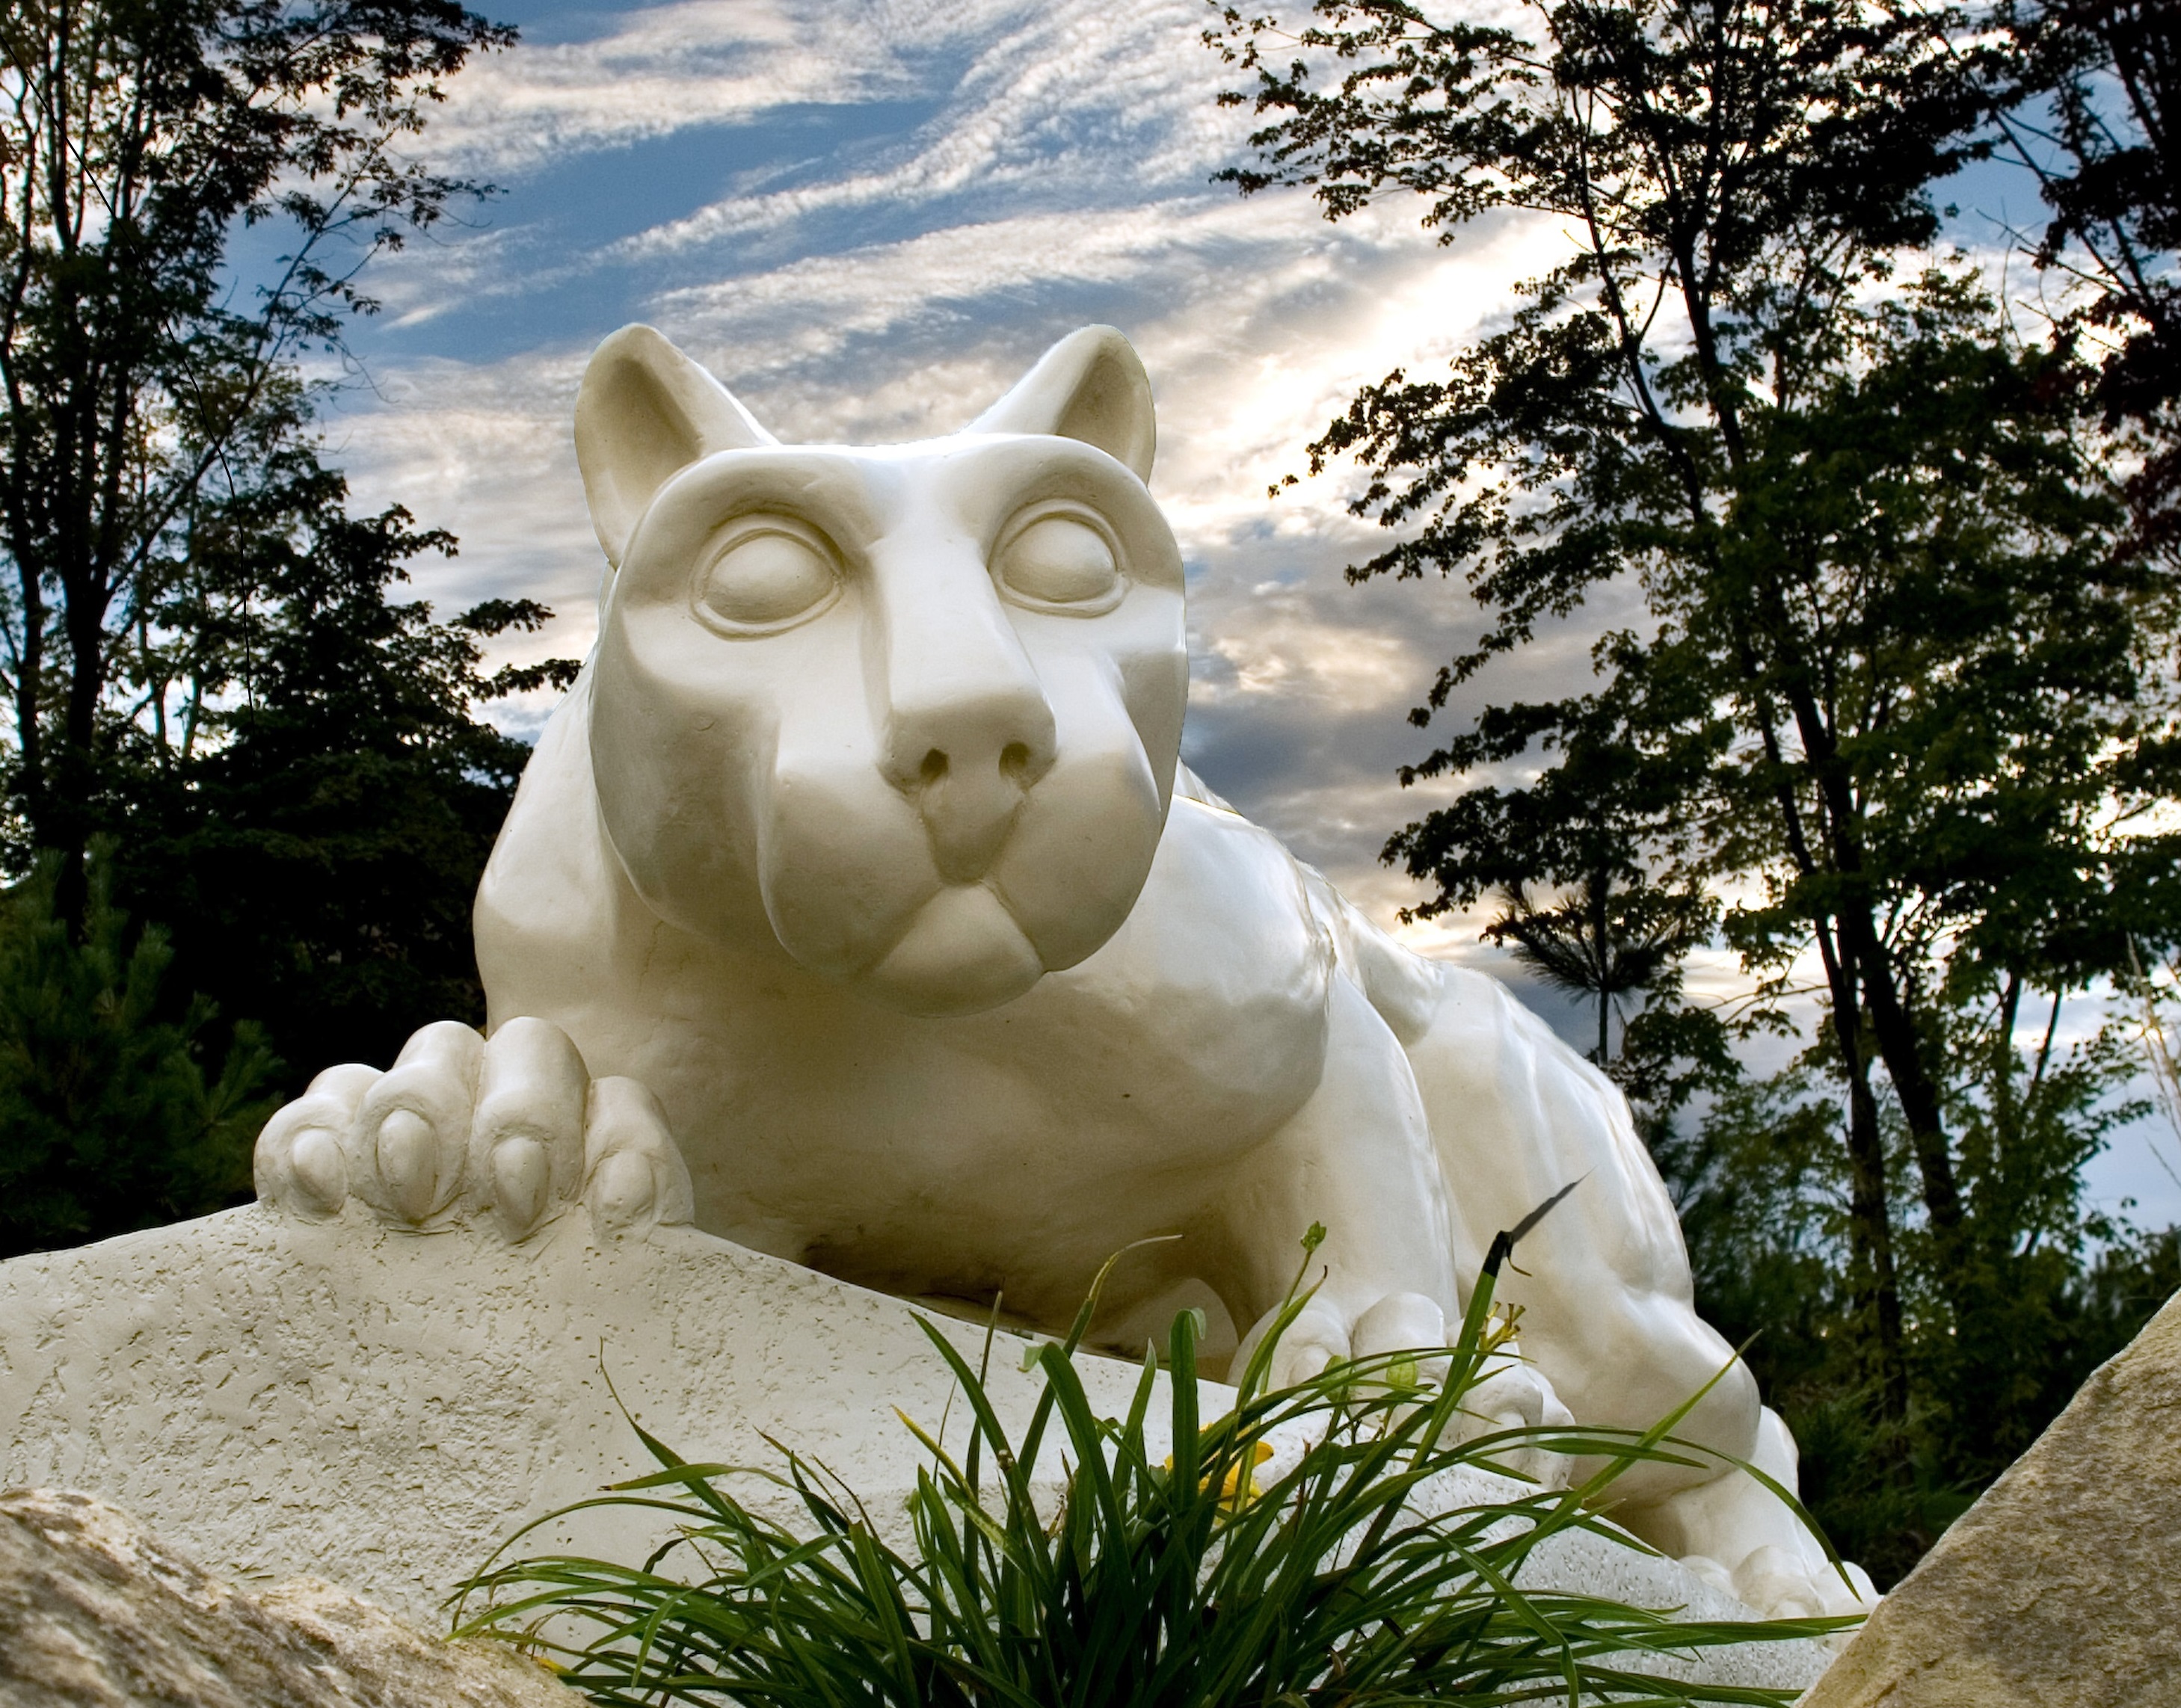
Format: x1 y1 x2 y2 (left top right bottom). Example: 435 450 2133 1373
252 324 1870 1615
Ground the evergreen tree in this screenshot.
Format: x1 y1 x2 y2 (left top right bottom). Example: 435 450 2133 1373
114 432 576 1084
0 848 276 1257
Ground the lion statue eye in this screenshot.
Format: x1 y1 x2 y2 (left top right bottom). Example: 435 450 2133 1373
994 511 1122 609
695 519 840 632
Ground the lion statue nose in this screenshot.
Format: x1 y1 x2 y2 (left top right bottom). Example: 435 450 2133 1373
884 686 1057 881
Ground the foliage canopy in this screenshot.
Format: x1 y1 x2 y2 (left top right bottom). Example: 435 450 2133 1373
1211 0 2181 1576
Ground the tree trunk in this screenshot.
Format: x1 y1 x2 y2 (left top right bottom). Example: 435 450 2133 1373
10 564 46 851
1841 902 1961 1231
1785 688 1966 1240
1815 919 1909 1419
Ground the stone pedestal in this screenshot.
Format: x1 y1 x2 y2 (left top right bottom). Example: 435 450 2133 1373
1 1207 1827 1693
2 1206 1117 1621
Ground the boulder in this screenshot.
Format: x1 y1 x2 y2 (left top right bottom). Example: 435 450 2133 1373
1801 1286 2181 1707
0 1487 576 1707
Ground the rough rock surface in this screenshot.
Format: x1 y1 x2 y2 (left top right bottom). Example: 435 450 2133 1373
0 1207 1827 1692
0 1487 576 1707
0 1206 1160 1626
1801 1286 2181 1707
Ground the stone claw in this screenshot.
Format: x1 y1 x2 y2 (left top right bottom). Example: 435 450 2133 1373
1238 1290 1453 1394
1352 1291 1448 1376
253 1018 693 1243
1235 1303 1348 1390
253 1064 381 1220
582 1076 694 1237
468 1017 590 1240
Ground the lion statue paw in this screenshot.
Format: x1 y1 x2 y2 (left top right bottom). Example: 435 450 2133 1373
253 1017 692 1242
1453 1351 1576 1490
1679 1545 1880 1630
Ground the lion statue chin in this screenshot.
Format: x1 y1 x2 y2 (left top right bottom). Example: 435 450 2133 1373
251 323 1873 1620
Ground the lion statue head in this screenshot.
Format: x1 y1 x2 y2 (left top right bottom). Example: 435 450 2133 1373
571 324 1188 1017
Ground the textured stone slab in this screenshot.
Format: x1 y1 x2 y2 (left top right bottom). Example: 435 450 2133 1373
0 1487 576 1707
1801 1286 2181 1707
1 1206 1151 1626
0 1208 1826 1692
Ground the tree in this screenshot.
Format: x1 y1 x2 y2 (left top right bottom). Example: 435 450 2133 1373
1670 1017 2161 1577
0 0 512 918
1210 0 2181 1573
1374 661 1729 1085
1485 874 1713 1064
0 2 576 1245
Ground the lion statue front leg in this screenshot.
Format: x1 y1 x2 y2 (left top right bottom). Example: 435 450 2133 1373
253 1017 692 1243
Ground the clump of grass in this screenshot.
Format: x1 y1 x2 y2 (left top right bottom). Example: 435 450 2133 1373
455 1224 1855 1705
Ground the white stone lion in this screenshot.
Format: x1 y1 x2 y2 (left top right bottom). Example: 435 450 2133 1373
253 324 1871 1618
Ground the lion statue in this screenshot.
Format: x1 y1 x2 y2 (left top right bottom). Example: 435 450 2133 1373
253 323 1872 1618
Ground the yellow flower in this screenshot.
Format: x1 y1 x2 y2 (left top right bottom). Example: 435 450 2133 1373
1166 1437 1276 1507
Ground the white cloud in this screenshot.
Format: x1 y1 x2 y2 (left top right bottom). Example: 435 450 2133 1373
653 200 1267 371
425 0 939 172
605 0 1237 257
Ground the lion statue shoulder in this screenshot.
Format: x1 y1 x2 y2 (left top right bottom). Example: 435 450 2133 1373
252 324 1872 1620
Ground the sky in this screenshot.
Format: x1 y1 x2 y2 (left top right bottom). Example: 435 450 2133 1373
316 0 2181 1228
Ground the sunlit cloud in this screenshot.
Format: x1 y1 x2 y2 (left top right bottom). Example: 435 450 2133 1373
423 0 941 171
330 0 1594 984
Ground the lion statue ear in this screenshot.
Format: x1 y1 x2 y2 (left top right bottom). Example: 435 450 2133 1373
576 324 777 570
970 325 1155 483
